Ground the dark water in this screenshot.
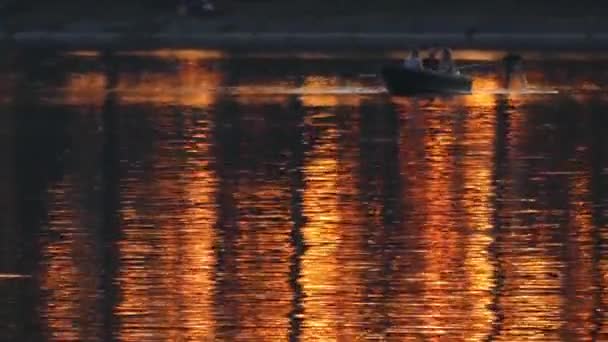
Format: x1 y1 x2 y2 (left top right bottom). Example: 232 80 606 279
0 49 607 341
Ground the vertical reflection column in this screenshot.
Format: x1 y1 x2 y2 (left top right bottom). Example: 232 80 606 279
232 178 292 341
115 107 218 341
41 177 103 342
460 96 497 340
334 103 366 340
563 144 594 341
213 97 303 340
37 67 109 342
299 96 365 340
288 98 306 342
393 95 495 340
115 111 183 341
179 111 219 340
393 100 429 339
300 121 340 340
113 52 222 341
14 62 73 341
357 101 401 340
213 97 240 340
418 107 466 339
488 94 511 341
496 99 564 341
299 91 341 340
235 104 295 341
100 53 120 342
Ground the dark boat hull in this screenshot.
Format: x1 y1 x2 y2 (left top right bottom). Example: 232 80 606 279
381 64 472 95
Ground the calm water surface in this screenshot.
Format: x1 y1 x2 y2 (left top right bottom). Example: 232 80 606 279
0 49 607 341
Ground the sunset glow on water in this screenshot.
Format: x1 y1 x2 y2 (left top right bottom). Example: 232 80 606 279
1 49 607 341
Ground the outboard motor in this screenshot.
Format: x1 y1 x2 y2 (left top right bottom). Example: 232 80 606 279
502 53 527 89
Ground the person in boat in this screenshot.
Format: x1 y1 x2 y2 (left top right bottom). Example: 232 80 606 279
403 49 423 71
438 48 458 74
422 48 440 71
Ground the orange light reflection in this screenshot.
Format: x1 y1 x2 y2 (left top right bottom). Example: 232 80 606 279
115 110 217 341
420 108 464 339
301 125 341 340
563 155 594 341
461 96 496 341
115 49 224 60
40 179 102 342
61 72 108 108
116 63 222 107
232 180 292 341
496 113 565 341
300 76 362 108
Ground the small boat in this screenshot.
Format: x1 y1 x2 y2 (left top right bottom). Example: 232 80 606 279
381 64 473 95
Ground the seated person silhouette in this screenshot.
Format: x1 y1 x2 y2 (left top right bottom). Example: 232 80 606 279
403 49 423 71
422 49 440 71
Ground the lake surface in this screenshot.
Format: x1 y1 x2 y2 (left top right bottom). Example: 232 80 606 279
0 49 607 341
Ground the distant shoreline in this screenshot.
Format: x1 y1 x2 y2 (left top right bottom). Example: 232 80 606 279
4 31 608 51
4 0 608 51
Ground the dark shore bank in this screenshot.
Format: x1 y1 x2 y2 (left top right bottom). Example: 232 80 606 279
2 0 608 50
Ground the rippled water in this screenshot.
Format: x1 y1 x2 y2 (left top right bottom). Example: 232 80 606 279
0 49 607 341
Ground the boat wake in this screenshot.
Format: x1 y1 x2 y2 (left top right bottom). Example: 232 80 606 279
472 87 559 95
49 85 560 105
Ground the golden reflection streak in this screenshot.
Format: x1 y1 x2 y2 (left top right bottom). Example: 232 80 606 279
232 180 292 341
333 115 367 341
498 254 563 341
116 177 183 341
179 116 217 341
394 95 495 340
40 179 101 342
496 112 563 341
564 153 594 341
115 49 224 60
394 98 471 339
469 77 502 107
53 49 223 108
116 60 222 107
39 111 104 342
394 100 429 339
64 50 101 58
461 96 496 341
60 72 108 108
420 107 464 339
300 98 366 339
301 124 341 341
116 108 217 339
